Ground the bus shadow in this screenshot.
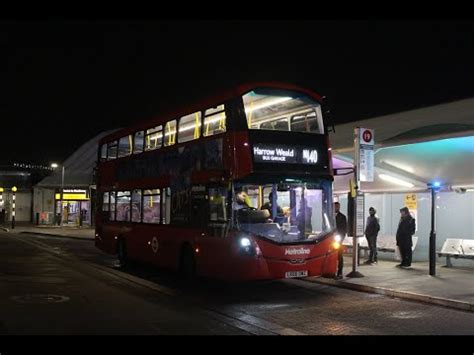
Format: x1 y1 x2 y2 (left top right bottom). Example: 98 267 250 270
113 261 327 306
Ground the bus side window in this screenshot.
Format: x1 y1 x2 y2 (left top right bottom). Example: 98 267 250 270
133 131 144 154
162 187 171 224
203 105 226 137
100 144 107 161
118 135 133 158
109 191 116 221
208 186 229 237
101 191 110 221
107 141 118 160
145 125 163 151
164 120 176 147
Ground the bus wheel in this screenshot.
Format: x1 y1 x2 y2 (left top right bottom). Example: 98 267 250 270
180 244 196 280
117 238 128 267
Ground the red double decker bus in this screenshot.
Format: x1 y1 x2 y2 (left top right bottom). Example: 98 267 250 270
95 82 340 281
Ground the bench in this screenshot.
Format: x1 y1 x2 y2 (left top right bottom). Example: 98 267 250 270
437 239 474 267
343 235 418 261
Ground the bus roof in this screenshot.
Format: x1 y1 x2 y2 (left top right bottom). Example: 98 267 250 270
99 81 323 145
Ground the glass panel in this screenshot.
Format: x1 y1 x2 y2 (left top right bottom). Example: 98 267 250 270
116 191 131 222
209 187 227 222
145 125 163 151
118 135 132 158
233 182 332 243
243 88 324 134
290 111 320 133
178 111 201 143
109 191 116 220
102 192 109 211
164 120 177 147
100 144 107 161
143 192 160 224
107 142 118 160
133 131 144 154
131 189 142 222
203 105 226 137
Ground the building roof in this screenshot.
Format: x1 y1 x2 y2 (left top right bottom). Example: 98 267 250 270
332 98 474 193
36 129 118 188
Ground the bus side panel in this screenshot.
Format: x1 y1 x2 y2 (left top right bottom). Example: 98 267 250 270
231 131 254 179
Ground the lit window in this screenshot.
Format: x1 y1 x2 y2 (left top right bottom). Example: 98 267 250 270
143 189 160 224
145 125 163 151
178 111 201 143
203 105 226 137
243 89 324 134
131 190 142 222
116 191 131 222
164 120 177 147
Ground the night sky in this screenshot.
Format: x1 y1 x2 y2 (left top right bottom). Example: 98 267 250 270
1 20 473 166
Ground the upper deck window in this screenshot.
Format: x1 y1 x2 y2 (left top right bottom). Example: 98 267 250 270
118 135 133 158
100 144 107 161
145 125 163 151
107 141 118 160
203 105 226 137
164 120 177 147
178 111 201 143
133 131 144 154
243 88 324 134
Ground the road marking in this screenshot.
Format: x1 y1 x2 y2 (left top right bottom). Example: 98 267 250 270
4 233 306 335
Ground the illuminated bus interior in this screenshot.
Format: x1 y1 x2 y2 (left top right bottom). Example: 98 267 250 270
243 88 324 134
233 182 333 244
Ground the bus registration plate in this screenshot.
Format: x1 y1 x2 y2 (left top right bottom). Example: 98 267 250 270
285 270 308 278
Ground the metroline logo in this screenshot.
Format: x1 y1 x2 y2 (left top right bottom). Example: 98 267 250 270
285 248 310 255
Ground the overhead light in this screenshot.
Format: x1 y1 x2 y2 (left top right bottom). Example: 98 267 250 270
379 174 414 188
245 97 292 114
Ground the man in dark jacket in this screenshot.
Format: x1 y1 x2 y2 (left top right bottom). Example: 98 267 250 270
396 207 416 268
334 202 347 279
364 207 380 264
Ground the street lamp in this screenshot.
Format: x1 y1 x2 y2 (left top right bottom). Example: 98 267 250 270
51 163 65 226
11 186 17 229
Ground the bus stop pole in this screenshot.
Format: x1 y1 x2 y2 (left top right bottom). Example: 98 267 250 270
346 137 364 278
429 186 436 276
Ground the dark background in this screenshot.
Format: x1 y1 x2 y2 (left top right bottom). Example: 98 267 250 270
1 20 473 165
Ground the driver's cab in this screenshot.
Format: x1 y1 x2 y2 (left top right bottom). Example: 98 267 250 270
231 181 333 244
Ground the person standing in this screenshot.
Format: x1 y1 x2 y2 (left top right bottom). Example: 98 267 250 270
396 207 416 268
334 202 347 279
364 207 380 264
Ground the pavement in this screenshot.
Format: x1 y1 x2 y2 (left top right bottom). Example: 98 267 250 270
305 256 474 312
3 222 94 241
3 223 473 312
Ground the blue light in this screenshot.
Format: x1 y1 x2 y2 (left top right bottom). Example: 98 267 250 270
433 181 441 188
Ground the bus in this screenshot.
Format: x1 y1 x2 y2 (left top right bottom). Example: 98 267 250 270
95 82 341 281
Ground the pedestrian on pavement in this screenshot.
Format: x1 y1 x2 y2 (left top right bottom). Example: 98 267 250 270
396 206 416 268
364 207 380 264
334 202 347 279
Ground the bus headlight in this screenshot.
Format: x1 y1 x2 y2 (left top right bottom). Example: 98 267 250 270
332 234 342 250
239 237 258 256
240 237 251 247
